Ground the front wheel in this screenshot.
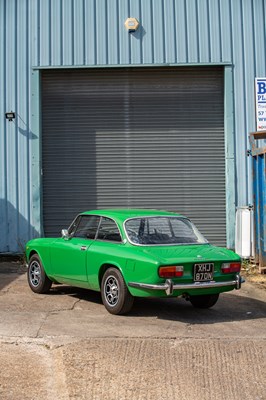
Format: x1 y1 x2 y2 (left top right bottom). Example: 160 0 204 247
189 293 219 309
27 254 52 294
101 268 134 315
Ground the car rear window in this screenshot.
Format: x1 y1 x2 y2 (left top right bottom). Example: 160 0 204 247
125 217 208 246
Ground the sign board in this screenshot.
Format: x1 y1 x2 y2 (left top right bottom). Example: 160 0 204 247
255 78 266 131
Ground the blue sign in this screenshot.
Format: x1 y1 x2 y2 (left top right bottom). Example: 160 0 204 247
255 78 266 131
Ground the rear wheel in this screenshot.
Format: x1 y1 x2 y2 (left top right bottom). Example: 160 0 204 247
101 268 134 315
189 293 219 309
27 254 52 294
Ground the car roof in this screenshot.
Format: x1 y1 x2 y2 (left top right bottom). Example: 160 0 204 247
80 209 184 221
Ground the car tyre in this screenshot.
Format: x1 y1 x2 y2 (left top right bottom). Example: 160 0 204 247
101 268 134 315
189 293 219 309
27 254 52 294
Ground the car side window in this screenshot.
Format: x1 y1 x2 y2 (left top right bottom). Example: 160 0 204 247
68 216 81 236
97 217 122 242
73 215 100 239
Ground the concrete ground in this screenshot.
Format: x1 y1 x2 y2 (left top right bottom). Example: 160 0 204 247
0 260 265 400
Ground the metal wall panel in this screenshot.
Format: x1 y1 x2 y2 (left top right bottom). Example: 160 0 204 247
0 0 266 252
0 0 32 253
250 132 266 272
253 153 266 271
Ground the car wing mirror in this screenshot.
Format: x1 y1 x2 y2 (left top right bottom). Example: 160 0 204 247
61 229 70 239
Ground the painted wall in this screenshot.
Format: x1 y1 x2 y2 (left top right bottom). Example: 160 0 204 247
0 0 265 252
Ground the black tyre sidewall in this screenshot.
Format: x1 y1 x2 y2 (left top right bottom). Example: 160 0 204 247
27 254 52 294
101 268 133 315
189 293 219 309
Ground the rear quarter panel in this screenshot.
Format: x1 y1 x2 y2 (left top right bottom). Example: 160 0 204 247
86 241 160 290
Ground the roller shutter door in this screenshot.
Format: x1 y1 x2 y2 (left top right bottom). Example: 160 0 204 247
42 67 226 246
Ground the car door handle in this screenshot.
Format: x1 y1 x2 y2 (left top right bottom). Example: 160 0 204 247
80 246 87 251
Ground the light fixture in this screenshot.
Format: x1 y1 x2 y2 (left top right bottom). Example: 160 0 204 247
124 17 140 32
5 111 15 121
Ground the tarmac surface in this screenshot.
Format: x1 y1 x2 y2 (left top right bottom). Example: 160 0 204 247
0 260 265 400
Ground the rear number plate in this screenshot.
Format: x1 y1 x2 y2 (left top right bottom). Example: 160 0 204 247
194 263 214 282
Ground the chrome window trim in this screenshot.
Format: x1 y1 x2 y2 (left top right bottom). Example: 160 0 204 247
67 215 81 236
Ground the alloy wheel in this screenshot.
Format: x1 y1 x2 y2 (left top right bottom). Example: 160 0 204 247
104 275 119 307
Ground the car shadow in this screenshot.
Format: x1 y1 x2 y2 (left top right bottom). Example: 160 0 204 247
50 285 103 305
49 285 266 324
130 294 266 324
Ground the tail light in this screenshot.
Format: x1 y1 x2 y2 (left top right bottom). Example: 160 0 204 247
221 262 241 274
159 265 184 278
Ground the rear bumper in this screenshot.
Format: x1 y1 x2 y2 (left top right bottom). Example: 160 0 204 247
128 275 245 296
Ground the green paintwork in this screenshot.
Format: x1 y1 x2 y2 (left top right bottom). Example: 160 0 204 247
26 209 242 298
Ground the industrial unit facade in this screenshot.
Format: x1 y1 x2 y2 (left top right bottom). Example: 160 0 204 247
1 0 265 253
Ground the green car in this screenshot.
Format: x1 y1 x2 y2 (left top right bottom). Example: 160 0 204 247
26 209 244 315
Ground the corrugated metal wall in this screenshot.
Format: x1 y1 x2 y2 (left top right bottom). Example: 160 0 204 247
0 0 266 252
250 132 266 272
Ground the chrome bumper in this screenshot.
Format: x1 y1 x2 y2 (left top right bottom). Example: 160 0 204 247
128 275 245 296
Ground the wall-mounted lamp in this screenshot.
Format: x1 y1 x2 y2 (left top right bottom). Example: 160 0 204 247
125 17 140 32
5 111 16 121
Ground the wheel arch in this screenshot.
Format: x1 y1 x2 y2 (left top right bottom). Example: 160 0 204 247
27 250 51 277
28 250 45 266
28 250 38 260
98 263 124 287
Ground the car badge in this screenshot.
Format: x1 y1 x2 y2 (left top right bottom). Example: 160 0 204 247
197 255 202 258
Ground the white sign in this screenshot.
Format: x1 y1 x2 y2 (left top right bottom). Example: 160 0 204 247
255 78 266 131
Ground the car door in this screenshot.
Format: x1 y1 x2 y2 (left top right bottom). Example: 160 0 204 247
50 215 100 283
86 217 124 290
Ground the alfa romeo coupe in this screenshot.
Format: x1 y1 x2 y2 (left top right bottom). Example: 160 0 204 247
26 209 244 314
